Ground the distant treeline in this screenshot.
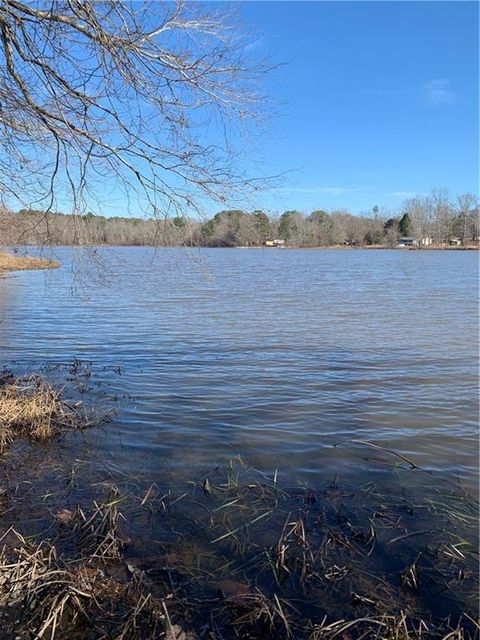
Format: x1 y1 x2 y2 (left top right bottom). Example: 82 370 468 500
1 189 478 248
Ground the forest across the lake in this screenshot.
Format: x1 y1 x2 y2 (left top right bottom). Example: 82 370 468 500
1 189 478 250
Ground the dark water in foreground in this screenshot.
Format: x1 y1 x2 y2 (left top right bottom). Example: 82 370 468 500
0 247 478 494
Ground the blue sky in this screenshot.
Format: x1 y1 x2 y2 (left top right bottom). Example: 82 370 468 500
236 0 478 216
12 1 476 219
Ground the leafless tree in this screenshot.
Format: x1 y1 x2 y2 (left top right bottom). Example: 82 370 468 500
430 188 453 244
456 193 478 244
0 0 273 244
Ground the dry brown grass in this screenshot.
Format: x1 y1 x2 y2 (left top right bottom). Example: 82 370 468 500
0 250 59 271
0 373 88 450
0 525 167 640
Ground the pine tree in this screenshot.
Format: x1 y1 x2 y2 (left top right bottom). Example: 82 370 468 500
398 213 413 237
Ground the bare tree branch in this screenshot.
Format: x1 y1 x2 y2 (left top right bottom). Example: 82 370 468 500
0 0 275 243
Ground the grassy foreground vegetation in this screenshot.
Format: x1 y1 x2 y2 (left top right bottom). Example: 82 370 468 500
0 370 478 640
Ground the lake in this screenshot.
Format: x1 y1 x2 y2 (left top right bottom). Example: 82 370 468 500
0 247 478 495
1 246 479 637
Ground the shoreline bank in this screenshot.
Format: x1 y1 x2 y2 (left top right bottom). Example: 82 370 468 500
3 243 479 251
234 244 480 250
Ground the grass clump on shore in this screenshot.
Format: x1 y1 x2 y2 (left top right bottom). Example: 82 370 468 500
0 372 93 450
0 250 59 272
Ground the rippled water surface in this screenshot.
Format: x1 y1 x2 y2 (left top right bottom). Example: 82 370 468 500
0 247 478 494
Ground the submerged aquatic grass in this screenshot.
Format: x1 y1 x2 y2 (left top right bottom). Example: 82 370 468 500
0 453 477 639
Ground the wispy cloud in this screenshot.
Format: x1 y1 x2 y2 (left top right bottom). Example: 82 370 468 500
391 191 427 198
391 191 417 198
423 79 456 105
244 37 265 53
275 186 349 196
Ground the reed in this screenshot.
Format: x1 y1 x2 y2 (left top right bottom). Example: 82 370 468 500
0 372 94 451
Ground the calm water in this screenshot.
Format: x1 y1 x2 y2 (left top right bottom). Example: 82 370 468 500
0 247 478 495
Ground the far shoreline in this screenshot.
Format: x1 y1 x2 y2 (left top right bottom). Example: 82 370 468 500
232 244 480 251
5 244 479 252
